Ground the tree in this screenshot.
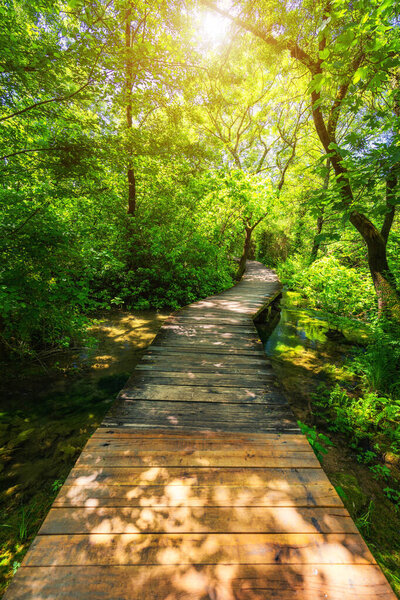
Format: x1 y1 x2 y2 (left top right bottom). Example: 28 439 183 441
200 0 400 317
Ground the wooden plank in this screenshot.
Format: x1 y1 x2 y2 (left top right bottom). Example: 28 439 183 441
147 345 267 356
65 466 333 487
54 482 344 508
142 351 270 365
152 340 264 350
134 356 274 376
133 369 273 381
6 564 396 600
24 533 373 566
157 329 262 340
130 373 276 388
157 333 261 342
102 419 300 434
162 324 257 333
84 435 311 451
39 506 357 535
91 429 303 441
118 386 287 404
168 316 254 325
75 450 319 469
107 400 295 422
135 355 272 375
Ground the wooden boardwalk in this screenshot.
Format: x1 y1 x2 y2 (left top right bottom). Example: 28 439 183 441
5 262 396 599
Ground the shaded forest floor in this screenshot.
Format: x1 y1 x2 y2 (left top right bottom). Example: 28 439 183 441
0 310 168 595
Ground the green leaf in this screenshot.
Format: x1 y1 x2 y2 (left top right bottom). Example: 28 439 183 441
318 48 330 60
353 66 368 85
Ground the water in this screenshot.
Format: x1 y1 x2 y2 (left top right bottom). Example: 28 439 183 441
255 291 365 407
0 309 169 595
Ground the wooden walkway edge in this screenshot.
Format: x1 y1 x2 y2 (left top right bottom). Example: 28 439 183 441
4 261 396 599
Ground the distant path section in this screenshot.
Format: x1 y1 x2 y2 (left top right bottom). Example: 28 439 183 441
5 261 396 599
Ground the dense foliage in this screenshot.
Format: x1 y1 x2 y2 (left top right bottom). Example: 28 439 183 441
1 0 398 358
1 0 400 595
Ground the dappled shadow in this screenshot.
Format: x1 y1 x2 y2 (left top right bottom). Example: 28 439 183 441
4 430 391 599
3 262 396 599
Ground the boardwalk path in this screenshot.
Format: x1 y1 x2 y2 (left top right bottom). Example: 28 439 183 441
5 262 396 599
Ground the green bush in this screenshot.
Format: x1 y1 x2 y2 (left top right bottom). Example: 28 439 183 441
350 321 400 397
278 255 376 319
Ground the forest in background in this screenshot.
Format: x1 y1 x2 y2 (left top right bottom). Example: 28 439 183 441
1 0 400 593
1 0 398 359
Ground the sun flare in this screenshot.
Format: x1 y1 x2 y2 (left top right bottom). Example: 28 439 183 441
200 1 231 45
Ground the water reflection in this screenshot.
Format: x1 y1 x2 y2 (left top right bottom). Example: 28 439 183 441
257 290 368 359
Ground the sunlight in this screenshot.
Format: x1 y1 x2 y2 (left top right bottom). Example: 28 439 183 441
199 1 231 46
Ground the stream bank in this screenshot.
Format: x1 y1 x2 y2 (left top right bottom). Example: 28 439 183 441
0 310 168 595
257 290 400 597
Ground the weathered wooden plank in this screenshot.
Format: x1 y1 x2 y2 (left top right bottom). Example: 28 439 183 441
153 339 264 350
157 328 262 339
39 506 357 535
135 363 273 375
54 482 343 508
142 351 270 365
102 417 300 432
65 466 332 487
75 450 319 469
103 415 297 432
147 345 267 357
102 423 300 433
24 533 373 566
91 429 303 441
132 370 274 383
162 324 257 333
157 330 262 341
84 435 311 451
140 356 271 367
6 564 396 600
118 386 287 404
168 316 254 325
130 374 277 388
108 400 295 421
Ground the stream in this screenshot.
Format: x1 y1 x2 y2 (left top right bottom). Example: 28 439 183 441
256 290 366 421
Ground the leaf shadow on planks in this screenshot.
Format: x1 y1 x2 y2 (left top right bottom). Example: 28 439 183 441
5 430 394 599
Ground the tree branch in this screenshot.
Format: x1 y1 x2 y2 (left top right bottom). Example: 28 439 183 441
0 43 105 123
0 147 59 162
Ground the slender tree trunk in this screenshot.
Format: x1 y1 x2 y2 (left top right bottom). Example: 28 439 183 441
236 226 253 280
310 211 324 263
125 10 136 215
310 159 330 263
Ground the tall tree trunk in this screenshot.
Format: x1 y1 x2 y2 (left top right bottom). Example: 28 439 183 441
312 100 400 318
125 9 136 215
236 226 253 280
349 209 399 318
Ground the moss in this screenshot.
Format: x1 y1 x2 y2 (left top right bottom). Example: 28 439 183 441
330 472 368 512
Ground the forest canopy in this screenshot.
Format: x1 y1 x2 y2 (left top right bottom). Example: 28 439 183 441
0 0 399 357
